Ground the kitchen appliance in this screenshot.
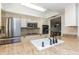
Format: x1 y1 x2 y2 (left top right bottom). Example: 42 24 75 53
27 23 37 28
0 17 21 44
42 25 49 34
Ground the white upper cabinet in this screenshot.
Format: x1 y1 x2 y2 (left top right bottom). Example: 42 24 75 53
65 4 77 26
77 4 79 36
0 4 1 29
21 19 27 27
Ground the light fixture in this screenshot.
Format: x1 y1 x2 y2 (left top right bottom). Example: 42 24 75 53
56 23 59 26
21 3 46 12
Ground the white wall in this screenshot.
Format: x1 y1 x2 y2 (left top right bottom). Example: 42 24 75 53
61 13 65 36
42 10 59 18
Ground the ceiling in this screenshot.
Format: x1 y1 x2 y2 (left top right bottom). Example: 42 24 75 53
33 3 73 12
1 3 74 18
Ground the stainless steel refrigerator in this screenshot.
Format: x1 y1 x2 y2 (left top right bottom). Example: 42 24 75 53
4 17 21 38
0 17 21 44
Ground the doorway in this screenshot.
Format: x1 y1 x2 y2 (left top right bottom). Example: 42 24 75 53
50 17 61 37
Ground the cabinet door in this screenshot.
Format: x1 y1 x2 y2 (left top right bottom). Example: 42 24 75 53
0 17 1 29
77 4 79 36
0 4 1 29
65 4 76 26
21 19 26 27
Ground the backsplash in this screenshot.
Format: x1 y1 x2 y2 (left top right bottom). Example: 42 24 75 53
64 26 77 35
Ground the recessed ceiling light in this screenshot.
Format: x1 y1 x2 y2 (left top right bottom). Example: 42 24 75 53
21 3 46 12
